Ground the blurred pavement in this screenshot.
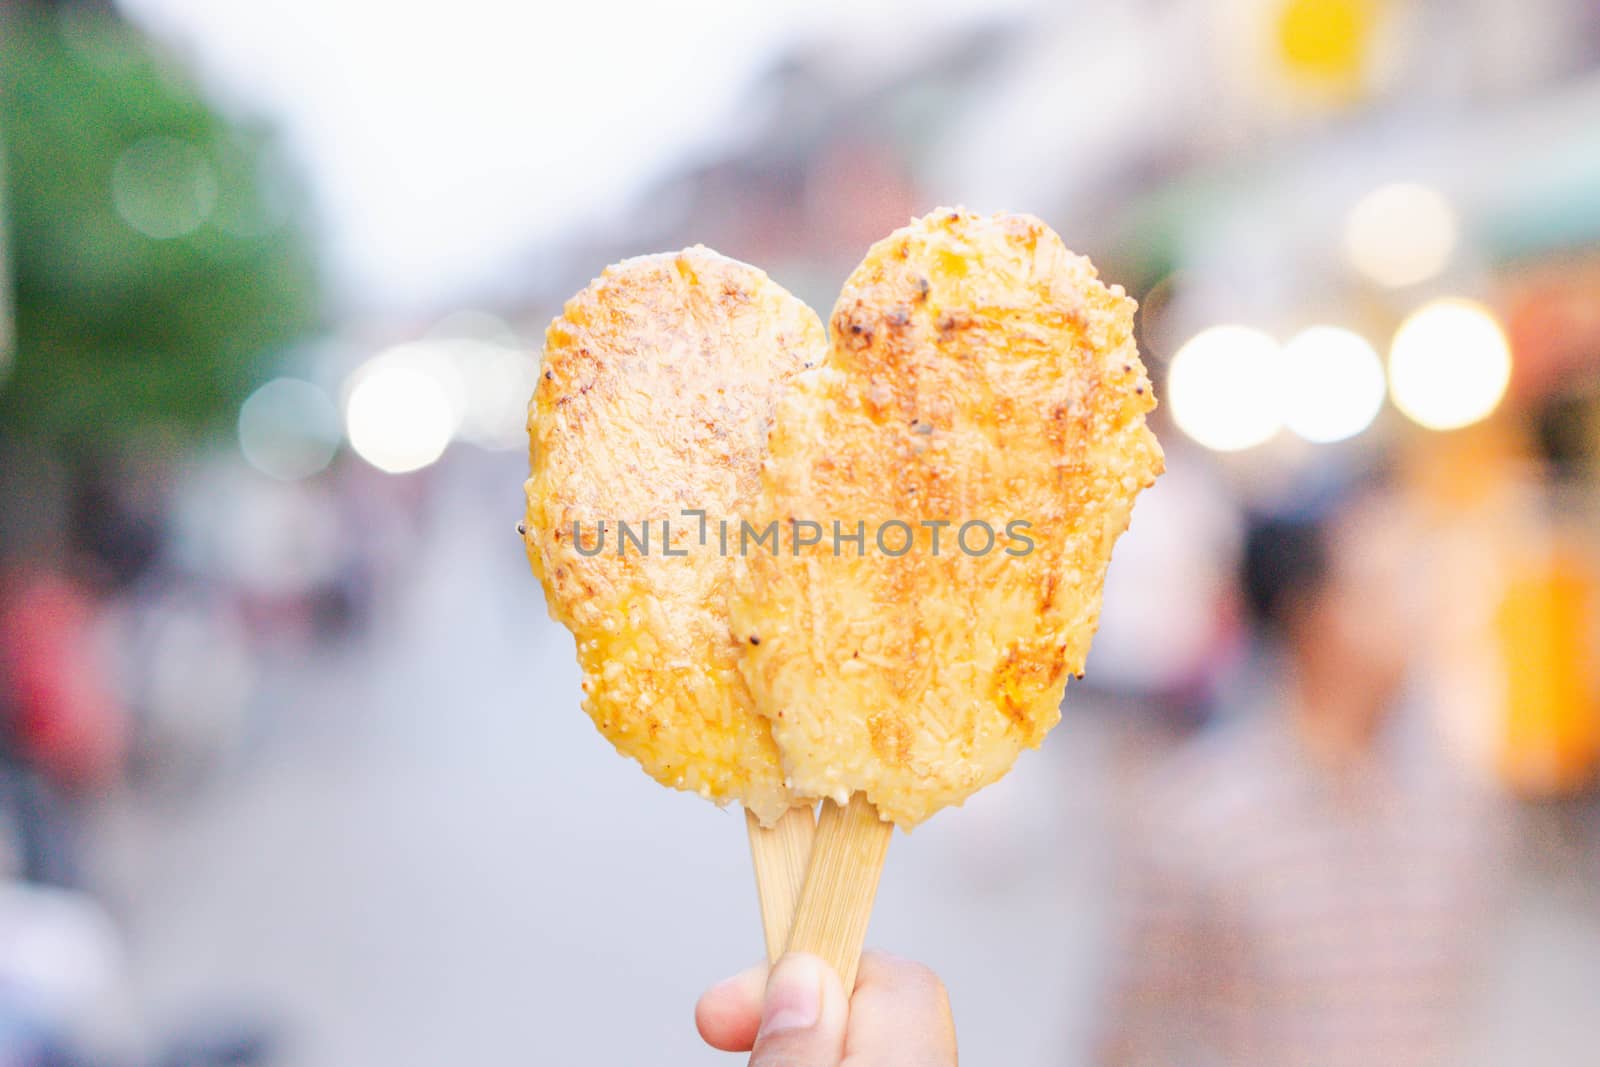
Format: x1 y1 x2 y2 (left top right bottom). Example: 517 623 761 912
81 451 1129 1066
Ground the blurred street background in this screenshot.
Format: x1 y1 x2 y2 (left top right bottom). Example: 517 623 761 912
3 0 1600 1063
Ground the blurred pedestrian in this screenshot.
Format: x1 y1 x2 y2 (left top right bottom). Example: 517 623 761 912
0 565 125 797
1098 479 1506 1066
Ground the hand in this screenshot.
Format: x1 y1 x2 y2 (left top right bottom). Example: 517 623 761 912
695 950 957 1066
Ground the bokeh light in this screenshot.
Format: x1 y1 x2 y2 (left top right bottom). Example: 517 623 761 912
1167 325 1283 452
353 342 468 425
1276 0 1374 84
110 136 219 239
344 363 456 473
343 330 532 455
1280 326 1385 443
1343 182 1459 288
1388 299 1511 431
237 378 341 481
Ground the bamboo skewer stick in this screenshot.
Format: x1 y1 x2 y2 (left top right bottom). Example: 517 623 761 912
747 804 818 963
784 793 894 992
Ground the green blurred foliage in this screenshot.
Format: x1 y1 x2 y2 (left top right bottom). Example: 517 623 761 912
0 3 321 450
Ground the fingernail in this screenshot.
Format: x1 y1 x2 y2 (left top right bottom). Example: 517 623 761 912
760 953 826 1035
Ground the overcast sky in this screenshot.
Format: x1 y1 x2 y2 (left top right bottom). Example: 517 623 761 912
119 0 1033 313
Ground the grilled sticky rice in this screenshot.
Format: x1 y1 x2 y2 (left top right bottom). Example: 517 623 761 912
524 247 825 826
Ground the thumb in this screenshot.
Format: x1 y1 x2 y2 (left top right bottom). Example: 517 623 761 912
748 953 849 1067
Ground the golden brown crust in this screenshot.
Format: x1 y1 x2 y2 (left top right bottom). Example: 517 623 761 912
523 247 824 826
731 210 1164 828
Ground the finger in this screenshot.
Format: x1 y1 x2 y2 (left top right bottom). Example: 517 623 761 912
695 963 768 1052
842 952 957 1067
748 953 849 1067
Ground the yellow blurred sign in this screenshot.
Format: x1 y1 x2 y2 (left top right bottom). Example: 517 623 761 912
1276 0 1376 89
1495 544 1600 794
